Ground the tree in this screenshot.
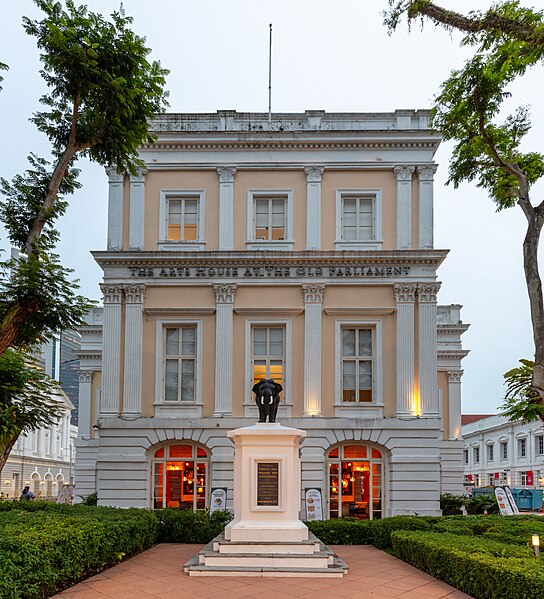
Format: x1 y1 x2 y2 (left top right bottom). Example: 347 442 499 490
385 1 544 420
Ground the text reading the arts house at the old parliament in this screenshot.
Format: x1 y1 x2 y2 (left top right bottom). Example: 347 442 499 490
128 265 411 279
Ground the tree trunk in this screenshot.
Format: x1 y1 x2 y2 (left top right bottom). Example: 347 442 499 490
0 428 22 476
0 299 41 356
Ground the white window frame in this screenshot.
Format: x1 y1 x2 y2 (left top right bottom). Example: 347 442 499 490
486 443 494 463
159 190 205 250
463 449 469 465
335 189 383 250
500 440 508 460
247 189 294 250
488 473 495 486
521 471 528 486
154 319 203 418
334 319 383 418
518 437 527 459
244 319 292 418
537 436 544 456
473 446 480 464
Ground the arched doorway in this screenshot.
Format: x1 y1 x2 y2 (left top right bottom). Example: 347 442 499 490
326 444 384 520
151 443 209 510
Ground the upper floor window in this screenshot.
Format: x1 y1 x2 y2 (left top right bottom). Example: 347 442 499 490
341 328 373 403
500 441 508 460
159 190 205 250
519 438 527 458
335 189 382 250
473 447 480 464
463 449 469 465
247 190 293 250
252 326 285 394
537 436 544 456
164 326 196 403
487 444 494 462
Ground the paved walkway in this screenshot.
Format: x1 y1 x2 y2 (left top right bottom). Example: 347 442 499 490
52 544 473 599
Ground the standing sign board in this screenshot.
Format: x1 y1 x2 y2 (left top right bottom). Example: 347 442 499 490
495 486 519 516
57 484 75 505
210 488 227 512
305 488 323 521
504 485 520 514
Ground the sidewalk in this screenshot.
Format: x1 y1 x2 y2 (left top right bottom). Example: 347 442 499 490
52 544 473 599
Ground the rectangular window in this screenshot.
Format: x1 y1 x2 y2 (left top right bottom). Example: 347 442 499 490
519 438 527 458
341 328 373 403
254 196 286 241
167 197 199 241
473 447 480 464
488 474 495 486
474 474 480 487
500 441 508 460
341 196 373 241
487 444 494 462
163 326 196 402
521 471 528 486
537 436 544 456
252 327 284 393
463 449 469 465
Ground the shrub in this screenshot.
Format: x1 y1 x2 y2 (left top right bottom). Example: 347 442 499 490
370 516 434 550
155 508 232 543
306 517 372 545
440 493 465 515
465 493 499 515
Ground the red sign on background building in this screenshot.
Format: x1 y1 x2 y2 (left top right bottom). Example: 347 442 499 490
527 471 534 486
494 472 500 480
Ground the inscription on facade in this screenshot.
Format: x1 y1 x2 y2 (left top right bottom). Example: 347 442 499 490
257 462 280 507
128 265 411 279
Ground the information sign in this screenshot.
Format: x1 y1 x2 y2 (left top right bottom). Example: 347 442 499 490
257 462 279 507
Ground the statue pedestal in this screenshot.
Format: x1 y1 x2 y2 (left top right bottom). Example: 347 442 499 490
224 422 308 542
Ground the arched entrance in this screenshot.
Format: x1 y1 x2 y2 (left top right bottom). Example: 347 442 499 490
151 443 210 510
326 444 384 520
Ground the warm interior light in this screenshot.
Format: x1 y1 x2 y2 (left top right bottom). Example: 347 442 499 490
350 477 355 482
532 534 540 548
413 383 421 417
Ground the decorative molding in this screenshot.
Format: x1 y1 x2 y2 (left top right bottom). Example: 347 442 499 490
234 308 303 316
394 165 415 181
393 283 417 303
217 166 237 183
100 284 123 304
324 307 395 316
304 165 324 183
213 284 238 304
417 164 437 181
302 283 325 303
105 167 124 183
448 370 464 383
124 284 145 304
145 307 216 316
78 370 93 383
417 283 441 303
129 166 148 182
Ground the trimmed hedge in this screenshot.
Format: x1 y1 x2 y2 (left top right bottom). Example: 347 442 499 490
392 530 544 599
156 508 232 543
306 517 372 545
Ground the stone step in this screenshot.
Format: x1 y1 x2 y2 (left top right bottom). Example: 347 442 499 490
200 551 331 568
185 564 347 578
214 539 320 554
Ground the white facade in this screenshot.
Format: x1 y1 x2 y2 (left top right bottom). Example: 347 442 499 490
462 415 544 489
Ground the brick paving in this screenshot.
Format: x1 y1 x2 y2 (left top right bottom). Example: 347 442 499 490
52 544 473 598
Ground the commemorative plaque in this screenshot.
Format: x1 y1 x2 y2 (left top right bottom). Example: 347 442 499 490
257 462 279 507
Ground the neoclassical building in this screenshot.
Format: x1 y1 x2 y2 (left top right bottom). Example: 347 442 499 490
76 110 468 518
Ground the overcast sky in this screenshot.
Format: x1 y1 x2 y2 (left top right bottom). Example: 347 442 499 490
1 0 542 415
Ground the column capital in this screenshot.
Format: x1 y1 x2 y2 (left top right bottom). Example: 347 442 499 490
213 283 238 304
394 165 415 181
129 166 148 182
302 283 325 303
78 370 93 383
448 370 464 383
124 284 145 304
393 283 417 303
217 166 237 183
304 165 324 183
417 282 441 303
417 164 437 181
105 167 124 183
100 284 123 304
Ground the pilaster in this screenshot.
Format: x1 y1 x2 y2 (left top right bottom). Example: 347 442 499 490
217 167 237 250
213 284 238 416
417 165 437 249
105 167 124 251
304 166 324 250
128 167 147 250
100 284 123 415
123 285 145 415
418 283 441 417
78 370 93 439
394 165 415 249
394 284 417 417
447 370 463 439
302 283 325 416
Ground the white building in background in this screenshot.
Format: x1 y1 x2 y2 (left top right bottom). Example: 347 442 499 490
0 390 76 500
462 414 544 489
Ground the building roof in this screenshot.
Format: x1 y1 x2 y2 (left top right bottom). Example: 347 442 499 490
461 414 495 425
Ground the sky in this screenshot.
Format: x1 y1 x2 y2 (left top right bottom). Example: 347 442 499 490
0 0 542 415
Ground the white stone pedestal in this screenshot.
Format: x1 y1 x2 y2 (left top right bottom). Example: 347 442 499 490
225 422 308 542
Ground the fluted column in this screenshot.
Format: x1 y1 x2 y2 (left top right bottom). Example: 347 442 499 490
447 370 463 440
217 167 237 250
304 166 324 250
394 165 415 249
100 284 123 415
128 167 147 250
105 167 124 251
418 283 441 417
78 370 93 439
213 284 237 416
302 283 325 416
394 284 417 417
417 165 437 249
123 285 145 415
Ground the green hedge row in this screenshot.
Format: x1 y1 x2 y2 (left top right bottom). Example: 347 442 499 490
392 530 544 599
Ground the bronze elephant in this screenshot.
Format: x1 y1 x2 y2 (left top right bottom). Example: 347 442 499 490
252 378 283 423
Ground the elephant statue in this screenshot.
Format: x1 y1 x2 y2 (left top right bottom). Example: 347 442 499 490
252 378 283 423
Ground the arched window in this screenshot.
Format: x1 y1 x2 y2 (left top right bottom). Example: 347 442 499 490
31 472 40 497
326 444 384 520
45 473 53 498
151 443 209 510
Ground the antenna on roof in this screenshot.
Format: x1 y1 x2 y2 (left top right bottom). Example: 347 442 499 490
268 23 272 124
